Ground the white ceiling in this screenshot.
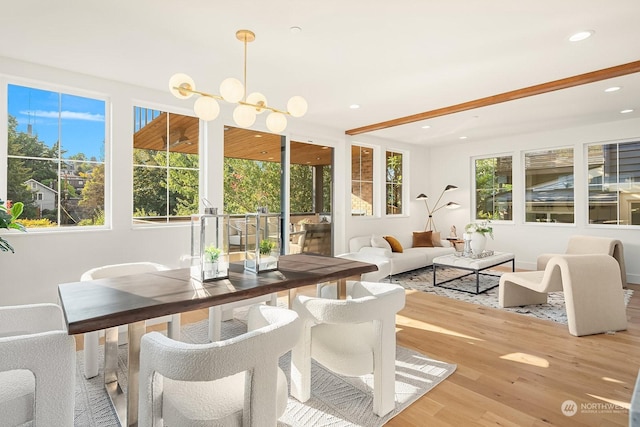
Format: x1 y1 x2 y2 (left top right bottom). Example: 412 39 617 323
1 0 638 146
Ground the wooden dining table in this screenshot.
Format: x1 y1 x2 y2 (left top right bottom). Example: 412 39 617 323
58 253 377 427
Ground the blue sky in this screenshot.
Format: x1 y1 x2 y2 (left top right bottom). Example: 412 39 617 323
8 84 105 161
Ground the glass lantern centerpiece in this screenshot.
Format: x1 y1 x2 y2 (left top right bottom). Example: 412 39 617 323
244 209 281 273
191 208 230 282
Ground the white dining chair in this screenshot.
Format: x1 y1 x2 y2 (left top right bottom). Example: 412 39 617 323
291 281 406 417
0 303 76 426
138 304 300 426
81 261 181 378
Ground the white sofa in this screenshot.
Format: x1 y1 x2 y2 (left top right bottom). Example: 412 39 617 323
346 234 455 277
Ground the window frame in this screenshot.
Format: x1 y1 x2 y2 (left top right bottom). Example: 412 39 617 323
131 103 202 227
350 142 378 218
523 146 575 225
384 148 407 217
471 153 513 223
585 138 640 228
3 78 110 231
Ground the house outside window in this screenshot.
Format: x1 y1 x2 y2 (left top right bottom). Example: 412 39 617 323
132 106 199 225
588 140 640 225
473 155 513 220
525 148 574 224
6 83 107 227
385 150 403 215
351 145 374 216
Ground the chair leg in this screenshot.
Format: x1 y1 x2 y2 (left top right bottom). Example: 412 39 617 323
290 324 313 403
168 314 181 340
499 280 547 307
208 306 222 342
83 331 100 378
372 317 397 416
561 255 627 336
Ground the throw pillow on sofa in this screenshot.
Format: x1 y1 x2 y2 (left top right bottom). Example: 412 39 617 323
413 231 434 248
431 231 444 247
383 235 403 253
371 235 392 251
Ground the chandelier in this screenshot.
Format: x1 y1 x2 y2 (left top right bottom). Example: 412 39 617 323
169 29 308 134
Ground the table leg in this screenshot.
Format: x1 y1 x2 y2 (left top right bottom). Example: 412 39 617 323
127 321 145 427
337 278 347 299
104 327 119 384
289 288 298 308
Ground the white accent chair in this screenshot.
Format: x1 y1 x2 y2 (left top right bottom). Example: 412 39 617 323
499 254 627 336
536 235 627 287
291 281 406 417
138 305 300 427
81 262 181 378
0 303 76 426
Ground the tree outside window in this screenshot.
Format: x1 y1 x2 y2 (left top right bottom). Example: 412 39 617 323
132 107 199 224
7 84 106 227
385 151 403 215
474 156 512 220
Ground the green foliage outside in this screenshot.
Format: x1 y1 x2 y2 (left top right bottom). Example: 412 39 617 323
133 149 199 218
224 158 331 215
386 152 402 214
474 157 513 220
7 115 107 227
0 199 25 253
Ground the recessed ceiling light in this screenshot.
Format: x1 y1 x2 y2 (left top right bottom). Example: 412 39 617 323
349 104 360 109
290 26 302 34
605 86 621 93
260 150 268 154
421 125 431 129
569 30 594 42
321 146 329 150
621 109 634 114
255 135 262 138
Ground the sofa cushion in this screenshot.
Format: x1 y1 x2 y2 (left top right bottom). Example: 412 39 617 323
383 235 403 253
413 231 434 248
371 235 392 251
431 231 444 247
359 246 392 259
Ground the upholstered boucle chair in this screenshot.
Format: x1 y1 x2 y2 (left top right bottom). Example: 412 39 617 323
499 254 627 336
81 262 181 378
536 235 627 287
291 281 406 417
0 303 76 426
138 304 300 427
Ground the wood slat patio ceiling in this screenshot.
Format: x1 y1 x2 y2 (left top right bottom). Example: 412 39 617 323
133 115 332 166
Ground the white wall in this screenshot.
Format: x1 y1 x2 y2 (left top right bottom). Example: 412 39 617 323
428 118 640 284
1 56 637 307
0 57 350 306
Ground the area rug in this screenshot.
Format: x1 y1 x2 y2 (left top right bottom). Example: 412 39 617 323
393 266 633 324
74 318 456 426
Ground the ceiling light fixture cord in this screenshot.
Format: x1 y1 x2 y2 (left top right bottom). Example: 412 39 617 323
168 29 308 134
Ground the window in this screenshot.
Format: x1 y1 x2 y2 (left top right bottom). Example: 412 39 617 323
525 148 574 223
351 145 374 216
588 140 640 225
473 156 512 220
385 150 403 215
132 106 199 224
7 84 106 227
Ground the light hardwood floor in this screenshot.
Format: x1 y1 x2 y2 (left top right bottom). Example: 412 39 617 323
79 282 640 426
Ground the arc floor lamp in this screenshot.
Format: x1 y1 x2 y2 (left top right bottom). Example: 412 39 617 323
416 184 460 231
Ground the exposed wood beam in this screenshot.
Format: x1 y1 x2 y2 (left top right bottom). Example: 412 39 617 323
345 60 640 136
